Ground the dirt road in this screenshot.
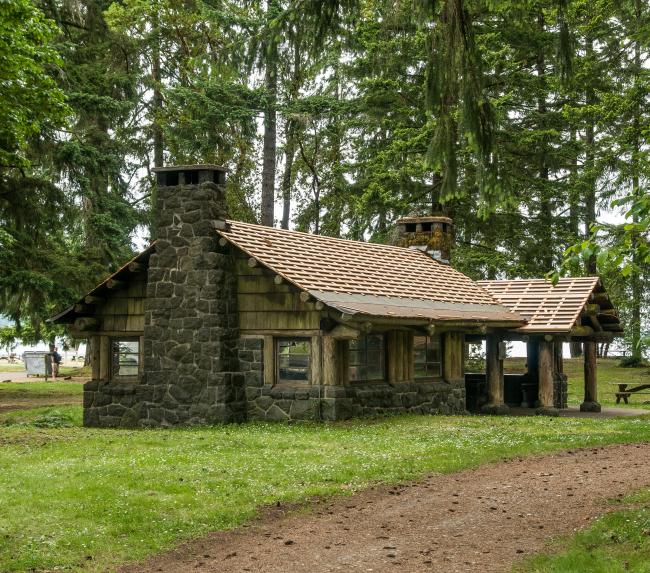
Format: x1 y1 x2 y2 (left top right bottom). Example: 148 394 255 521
121 443 650 573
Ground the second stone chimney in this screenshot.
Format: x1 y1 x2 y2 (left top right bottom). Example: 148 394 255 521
394 215 454 264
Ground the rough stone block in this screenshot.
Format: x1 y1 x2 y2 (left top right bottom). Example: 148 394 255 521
256 395 273 410
266 403 289 422
290 399 317 420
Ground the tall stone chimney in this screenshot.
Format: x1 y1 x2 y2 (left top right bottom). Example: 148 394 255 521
139 164 245 426
394 215 454 264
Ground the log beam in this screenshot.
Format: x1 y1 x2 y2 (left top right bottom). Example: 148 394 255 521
84 295 105 305
591 292 610 305
74 317 99 332
299 291 311 303
329 324 361 340
128 262 145 273
106 279 126 290
570 325 594 337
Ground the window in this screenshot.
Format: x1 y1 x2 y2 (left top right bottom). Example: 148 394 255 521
349 334 385 382
414 336 441 379
111 339 140 378
277 338 311 384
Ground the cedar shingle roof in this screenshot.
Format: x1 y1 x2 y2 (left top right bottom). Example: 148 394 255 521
219 221 525 325
478 277 602 333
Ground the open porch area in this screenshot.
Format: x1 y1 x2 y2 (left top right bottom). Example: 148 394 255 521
466 277 624 416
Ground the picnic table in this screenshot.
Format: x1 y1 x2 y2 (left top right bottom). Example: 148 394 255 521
610 382 650 404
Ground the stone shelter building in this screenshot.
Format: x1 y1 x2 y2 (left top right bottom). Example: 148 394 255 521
52 165 622 427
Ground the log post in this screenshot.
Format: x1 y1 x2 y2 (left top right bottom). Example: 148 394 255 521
310 335 322 386
536 339 559 416
90 336 100 381
99 336 110 381
322 336 339 386
387 331 398 384
481 334 508 415
554 341 564 374
263 335 274 385
442 332 464 383
404 332 415 381
580 341 601 412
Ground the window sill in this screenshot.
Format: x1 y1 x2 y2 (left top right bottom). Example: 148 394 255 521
109 376 140 385
272 381 311 389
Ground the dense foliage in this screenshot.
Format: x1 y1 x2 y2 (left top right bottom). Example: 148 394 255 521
0 0 647 357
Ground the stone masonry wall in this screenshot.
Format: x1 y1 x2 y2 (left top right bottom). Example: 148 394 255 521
322 381 467 420
83 179 245 428
238 336 466 421
137 181 245 426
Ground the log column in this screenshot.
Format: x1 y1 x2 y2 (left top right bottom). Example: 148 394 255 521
442 332 464 383
580 341 601 412
536 338 559 416
322 336 339 386
481 334 508 415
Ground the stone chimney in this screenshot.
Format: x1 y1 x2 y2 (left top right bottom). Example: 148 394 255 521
394 215 454 264
139 164 245 426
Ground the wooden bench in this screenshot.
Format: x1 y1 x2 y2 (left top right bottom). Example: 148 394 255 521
615 391 650 404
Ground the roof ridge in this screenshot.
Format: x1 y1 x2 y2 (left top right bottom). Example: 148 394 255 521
225 219 443 259
478 276 599 283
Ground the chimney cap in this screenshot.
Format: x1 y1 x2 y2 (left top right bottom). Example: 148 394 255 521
152 163 228 174
396 215 453 225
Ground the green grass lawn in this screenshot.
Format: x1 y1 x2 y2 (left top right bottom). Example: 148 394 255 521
515 488 650 573
1 409 650 572
0 363 24 372
0 363 90 376
0 382 83 414
0 381 84 398
504 357 650 409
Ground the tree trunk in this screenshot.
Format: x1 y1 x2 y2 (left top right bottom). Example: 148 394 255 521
280 132 296 230
537 11 553 272
260 0 279 227
629 0 643 362
150 3 163 238
584 37 597 275
152 4 163 170
280 35 301 230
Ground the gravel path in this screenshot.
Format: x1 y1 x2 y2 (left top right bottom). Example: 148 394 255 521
121 442 650 573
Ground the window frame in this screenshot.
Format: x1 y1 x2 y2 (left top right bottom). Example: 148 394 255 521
109 337 141 381
275 337 312 385
348 334 386 383
413 335 442 380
